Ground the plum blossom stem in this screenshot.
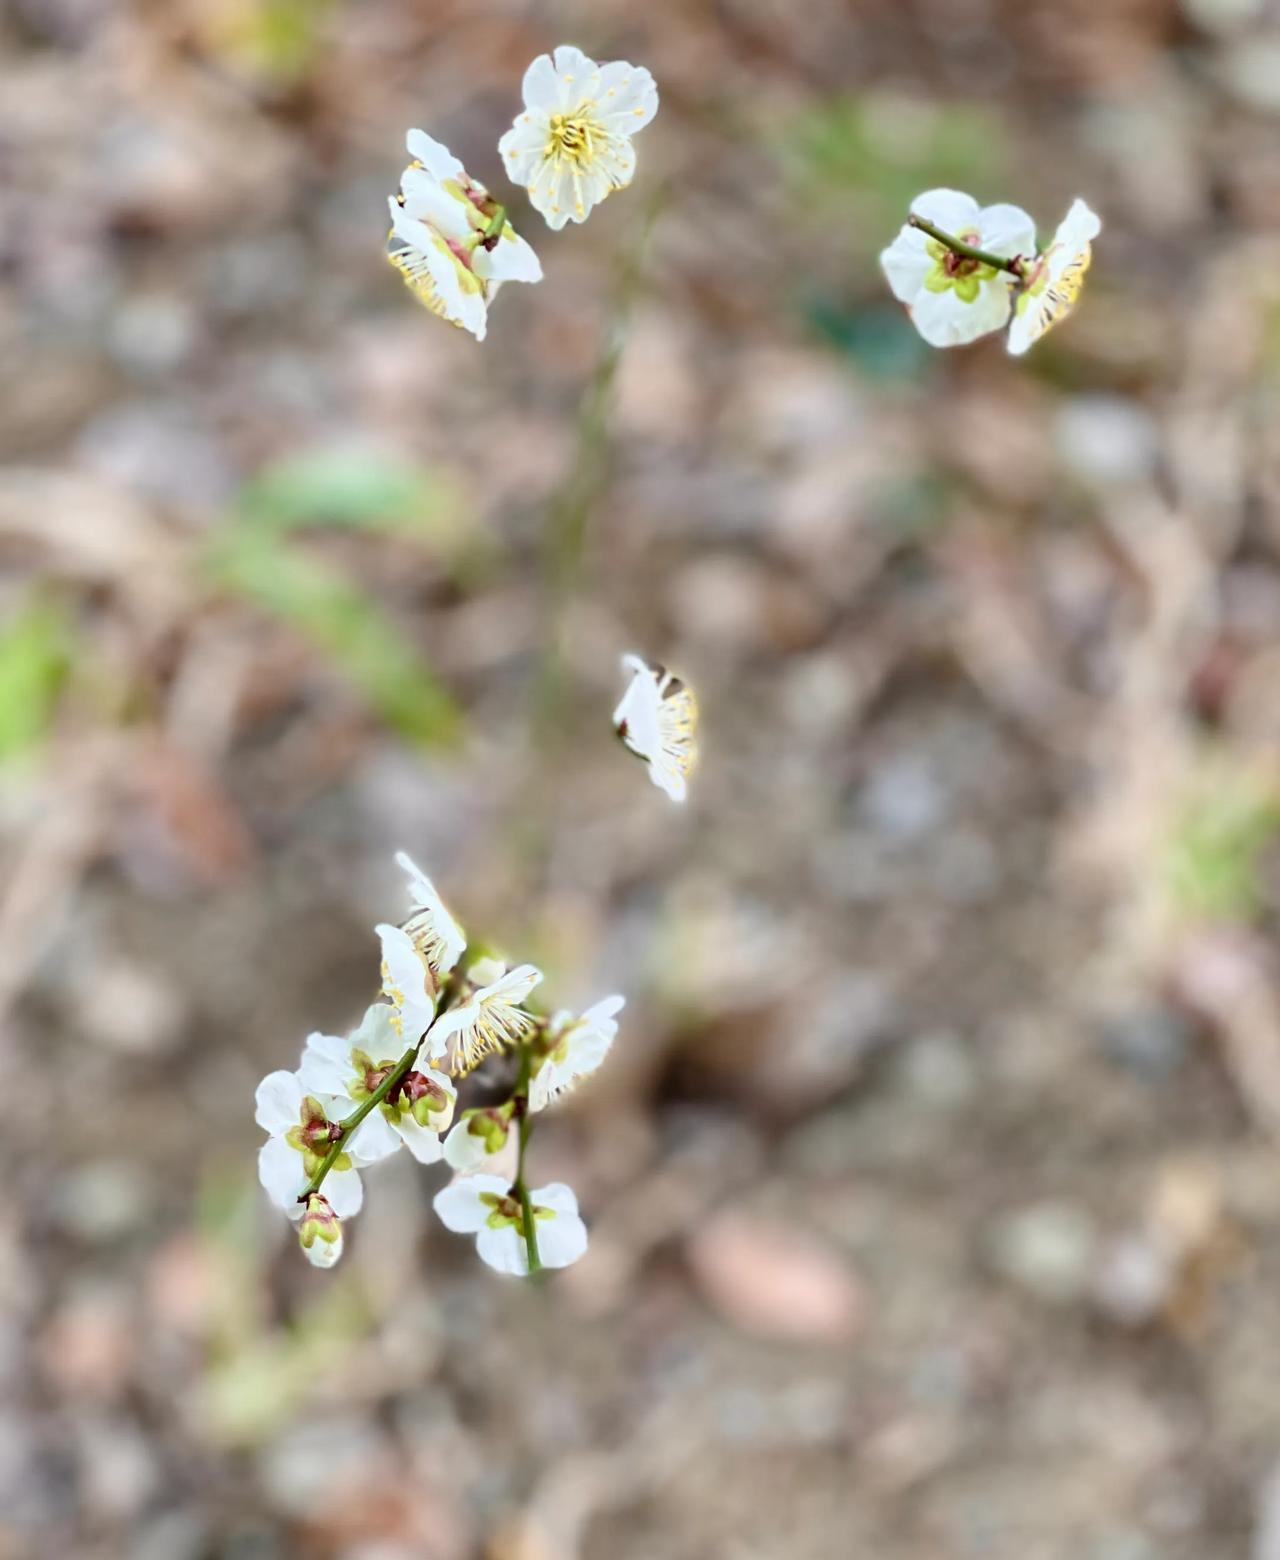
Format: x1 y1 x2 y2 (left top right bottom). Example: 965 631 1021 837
481 205 507 243
512 1046 541 1273
907 214 1025 277
299 1044 417 1204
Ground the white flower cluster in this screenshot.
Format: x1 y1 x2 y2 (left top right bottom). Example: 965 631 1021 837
389 45 659 338
881 189 1101 354
255 852 624 1275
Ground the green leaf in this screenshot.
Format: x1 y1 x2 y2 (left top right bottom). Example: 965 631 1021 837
204 528 461 747
1165 766 1280 924
236 448 463 547
0 595 71 762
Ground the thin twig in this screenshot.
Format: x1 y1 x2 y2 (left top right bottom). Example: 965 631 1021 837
907 213 1025 277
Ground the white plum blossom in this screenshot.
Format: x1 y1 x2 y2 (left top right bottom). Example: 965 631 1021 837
433 1175 588 1275
1007 199 1101 356
254 1069 363 1221
529 995 624 1112
298 1193 344 1268
613 653 698 802
299 1003 456 1166
425 960 543 1077
498 45 658 230
880 189 1035 349
388 129 542 340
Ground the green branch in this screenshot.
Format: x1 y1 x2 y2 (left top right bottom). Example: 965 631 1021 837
511 1046 541 1274
298 1043 417 1203
907 214 1025 277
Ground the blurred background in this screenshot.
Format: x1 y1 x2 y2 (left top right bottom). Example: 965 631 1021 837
4 0 1280 1555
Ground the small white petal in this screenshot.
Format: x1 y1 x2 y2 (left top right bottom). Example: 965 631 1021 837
376 922 437 1041
475 230 543 286
399 168 474 243
476 1223 529 1275
302 1228 343 1268
391 1112 444 1164
405 129 466 184
551 44 601 93
443 1119 494 1171
533 1181 580 1217
323 1167 364 1220
978 202 1037 260
297 1034 355 1099
534 1208 588 1270
258 1136 306 1212
595 62 659 131
879 228 932 305
433 1175 506 1234
520 52 563 115
909 188 982 234
254 1070 304 1136
348 1108 401 1165
908 280 1012 349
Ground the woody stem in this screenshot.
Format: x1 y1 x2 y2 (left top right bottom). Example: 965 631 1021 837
512 1047 541 1273
907 214 1024 277
299 1044 419 1204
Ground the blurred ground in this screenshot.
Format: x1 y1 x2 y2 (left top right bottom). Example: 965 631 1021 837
4 0 1280 1556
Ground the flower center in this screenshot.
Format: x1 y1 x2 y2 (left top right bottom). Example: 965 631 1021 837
547 110 599 164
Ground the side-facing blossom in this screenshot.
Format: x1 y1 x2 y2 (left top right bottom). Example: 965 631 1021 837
1007 199 1101 356
425 960 544 1078
395 850 466 977
375 923 438 1043
375 851 467 1041
880 189 1035 349
613 653 698 802
254 1070 363 1220
433 1175 588 1275
529 995 624 1112
498 45 658 229
300 1003 456 1165
388 129 542 340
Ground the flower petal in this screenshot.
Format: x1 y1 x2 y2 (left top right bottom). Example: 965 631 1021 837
535 1209 588 1270
879 227 932 305
298 1033 354 1098
909 188 982 234
433 1175 506 1233
324 1167 364 1220
476 1223 529 1275
908 278 1012 349
978 203 1036 260
533 1181 579 1217
595 62 658 131
391 1112 444 1165
551 45 601 101
258 1136 305 1212
254 1070 304 1136
405 129 465 184
520 52 562 115
348 1108 401 1165
399 168 474 243
474 230 543 286
443 1119 493 1171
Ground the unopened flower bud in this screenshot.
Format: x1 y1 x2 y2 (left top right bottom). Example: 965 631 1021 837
299 1194 344 1268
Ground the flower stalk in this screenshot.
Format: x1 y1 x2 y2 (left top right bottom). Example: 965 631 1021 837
298 1042 419 1203
907 213 1025 277
512 1045 541 1273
